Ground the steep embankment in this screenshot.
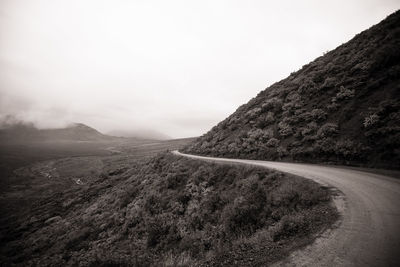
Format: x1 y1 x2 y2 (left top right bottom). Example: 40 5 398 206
183 11 400 169
0 153 337 266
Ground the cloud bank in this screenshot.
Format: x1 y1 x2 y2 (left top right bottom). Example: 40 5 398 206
1 0 398 138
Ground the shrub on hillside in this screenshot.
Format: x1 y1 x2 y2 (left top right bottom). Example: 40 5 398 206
246 107 262 119
300 122 318 137
310 109 327 121
257 112 275 128
317 123 339 138
335 86 355 101
322 77 337 88
334 139 366 160
363 114 380 128
266 138 280 147
261 97 283 112
247 128 273 142
278 122 293 137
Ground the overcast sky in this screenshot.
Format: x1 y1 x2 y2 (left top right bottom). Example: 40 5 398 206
0 0 399 138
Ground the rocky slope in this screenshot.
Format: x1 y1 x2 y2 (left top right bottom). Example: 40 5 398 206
184 11 400 169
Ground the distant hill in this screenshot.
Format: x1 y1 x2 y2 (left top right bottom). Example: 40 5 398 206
0 122 113 143
184 11 400 169
107 129 171 140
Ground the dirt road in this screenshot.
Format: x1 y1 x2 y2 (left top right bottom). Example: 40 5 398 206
172 151 400 266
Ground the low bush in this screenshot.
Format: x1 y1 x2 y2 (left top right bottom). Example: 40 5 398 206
317 123 339 138
363 114 380 128
278 122 293 137
335 86 355 101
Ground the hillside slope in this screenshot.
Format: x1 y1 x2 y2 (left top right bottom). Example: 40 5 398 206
184 11 400 169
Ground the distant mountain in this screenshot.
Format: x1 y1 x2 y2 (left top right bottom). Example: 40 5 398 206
184 11 400 169
0 122 112 143
107 129 171 140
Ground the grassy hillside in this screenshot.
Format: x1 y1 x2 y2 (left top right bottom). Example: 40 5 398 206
183 11 400 169
0 153 337 266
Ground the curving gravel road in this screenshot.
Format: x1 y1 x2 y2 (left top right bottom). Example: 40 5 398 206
172 151 400 267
